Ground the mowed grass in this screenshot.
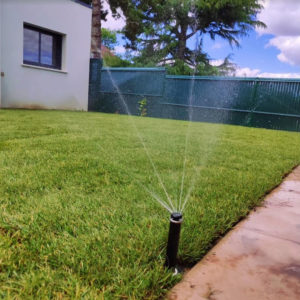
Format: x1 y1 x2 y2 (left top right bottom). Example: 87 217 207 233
0 109 300 299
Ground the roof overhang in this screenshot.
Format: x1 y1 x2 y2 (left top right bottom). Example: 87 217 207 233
71 0 92 9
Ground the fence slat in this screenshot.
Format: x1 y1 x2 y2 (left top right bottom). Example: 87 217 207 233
89 67 300 132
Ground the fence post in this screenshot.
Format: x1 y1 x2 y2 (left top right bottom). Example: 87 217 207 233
88 58 103 111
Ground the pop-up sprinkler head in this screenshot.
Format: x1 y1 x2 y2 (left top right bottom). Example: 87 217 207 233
165 212 183 269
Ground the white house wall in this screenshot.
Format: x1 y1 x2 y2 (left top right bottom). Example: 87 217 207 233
0 0 92 111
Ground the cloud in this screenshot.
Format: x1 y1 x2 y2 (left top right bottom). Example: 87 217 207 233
210 59 224 66
102 1 126 31
211 60 300 79
257 0 300 37
268 36 300 66
258 72 300 79
114 45 126 54
211 43 224 50
234 67 300 79
257 0 300 66
235 67 260 77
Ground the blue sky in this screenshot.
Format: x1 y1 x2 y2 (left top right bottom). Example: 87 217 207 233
200 31 300 77
103 0 300 78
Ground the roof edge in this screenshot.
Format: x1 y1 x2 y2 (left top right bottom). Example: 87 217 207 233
71 0 92 9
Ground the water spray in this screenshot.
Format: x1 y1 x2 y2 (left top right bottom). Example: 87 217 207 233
165 212 183 270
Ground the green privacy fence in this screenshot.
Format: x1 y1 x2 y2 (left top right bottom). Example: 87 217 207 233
88 66 300 131
89 67 166 118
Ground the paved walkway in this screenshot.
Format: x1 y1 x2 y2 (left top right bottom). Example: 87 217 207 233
169 166 300 300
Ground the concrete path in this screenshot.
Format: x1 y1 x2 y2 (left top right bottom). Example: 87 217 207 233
169 166 300 300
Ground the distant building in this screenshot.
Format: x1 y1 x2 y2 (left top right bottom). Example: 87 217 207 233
0 0 92 110
101 45 115 57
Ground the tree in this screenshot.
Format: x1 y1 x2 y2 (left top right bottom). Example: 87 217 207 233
81 1 123 58
100 29 131 67
81 0 113 58
131 39 236 76
102 28 118 50
90 0 107 58
103 54 132 67
109 0 265 69
213 55 237 76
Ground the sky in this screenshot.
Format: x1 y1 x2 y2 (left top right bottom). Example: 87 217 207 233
103 0 300 78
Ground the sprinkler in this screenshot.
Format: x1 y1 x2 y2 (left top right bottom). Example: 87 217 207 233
165 212 183 270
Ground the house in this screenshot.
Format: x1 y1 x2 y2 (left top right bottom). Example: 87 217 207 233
101 45 114 57
0 0 92 111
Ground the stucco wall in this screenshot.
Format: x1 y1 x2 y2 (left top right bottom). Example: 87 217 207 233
0 0 92 110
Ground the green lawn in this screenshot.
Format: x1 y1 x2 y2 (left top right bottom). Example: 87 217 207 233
0 109 300 299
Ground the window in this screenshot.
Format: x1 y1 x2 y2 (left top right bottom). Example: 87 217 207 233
23 24 63 70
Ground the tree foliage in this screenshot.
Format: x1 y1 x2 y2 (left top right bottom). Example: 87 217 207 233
101 28 118 49
108 0 265 74
103 53 132 67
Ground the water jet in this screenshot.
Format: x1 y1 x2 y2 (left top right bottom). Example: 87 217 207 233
165 212 183 270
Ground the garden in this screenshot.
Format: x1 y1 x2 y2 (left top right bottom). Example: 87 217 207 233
0 109 300 298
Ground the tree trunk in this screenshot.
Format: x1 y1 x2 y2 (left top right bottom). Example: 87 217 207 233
177 37 186 60
177 24 187 61
91 0 102 59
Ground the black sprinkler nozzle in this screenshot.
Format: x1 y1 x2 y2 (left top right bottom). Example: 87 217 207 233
165 212 183 269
